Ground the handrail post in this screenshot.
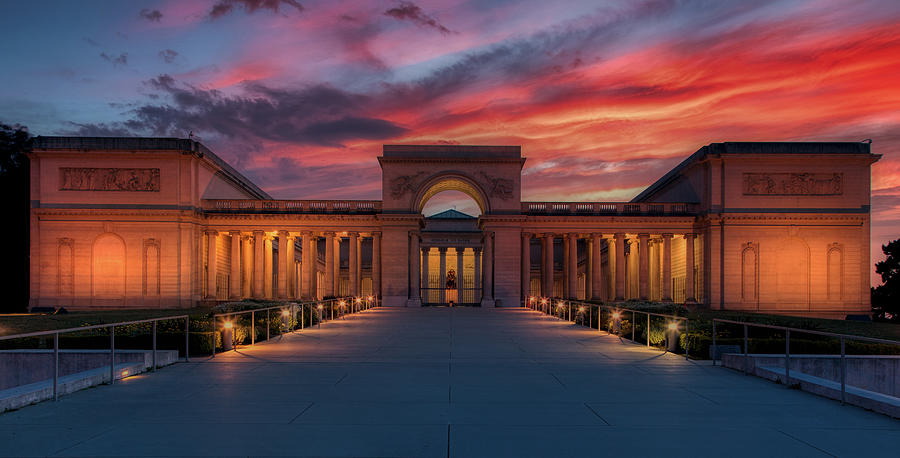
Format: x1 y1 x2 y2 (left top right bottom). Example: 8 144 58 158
712 320 717 366
110 326 115 384
743 324 749 375
784 329 791 386
685 319 689 360
184 316 190 362
212 317 217 357
840 336 846 405
266 309 270 342
631 311 635 342
646 313 650 346
53 332 59 401
152 320 157 371
251 310 255 345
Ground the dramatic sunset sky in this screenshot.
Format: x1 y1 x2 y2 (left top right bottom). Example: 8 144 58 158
1 0 898 283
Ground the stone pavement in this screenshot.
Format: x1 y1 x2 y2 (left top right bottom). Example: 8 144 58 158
1 307 897 457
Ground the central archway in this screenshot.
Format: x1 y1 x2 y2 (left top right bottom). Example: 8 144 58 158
413 173 490 215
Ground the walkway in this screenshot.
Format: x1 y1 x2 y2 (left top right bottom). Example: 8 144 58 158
1 308 897 457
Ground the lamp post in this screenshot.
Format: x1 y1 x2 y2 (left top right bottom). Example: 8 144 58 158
317 303 323 328
223 321 234 351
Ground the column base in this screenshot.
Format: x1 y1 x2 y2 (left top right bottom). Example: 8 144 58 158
480 298 496 307
406 298 422 307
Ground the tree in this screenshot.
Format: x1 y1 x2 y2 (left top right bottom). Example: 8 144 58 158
872 238 900 321
0 123 33 313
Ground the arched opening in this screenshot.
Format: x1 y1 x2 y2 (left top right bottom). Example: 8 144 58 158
421 190 483 217
93 233 126 300
415 174 489 215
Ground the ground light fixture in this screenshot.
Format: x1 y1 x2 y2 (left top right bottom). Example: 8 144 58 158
281 310 290 317
612 311 621 320
668 321 679 331
223 321 233 329
317 304 323 328
540 298 548 305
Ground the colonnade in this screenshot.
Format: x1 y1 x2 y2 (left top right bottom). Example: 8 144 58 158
204 230 381 301
409 231 493 305
522 232 698 303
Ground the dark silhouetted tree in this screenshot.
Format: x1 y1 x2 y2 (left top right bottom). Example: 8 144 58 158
872 238 900 321
0 123 33 313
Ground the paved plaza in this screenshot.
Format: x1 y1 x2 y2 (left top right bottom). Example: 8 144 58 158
1 307 898 457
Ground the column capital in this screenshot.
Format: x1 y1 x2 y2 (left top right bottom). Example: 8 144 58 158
205 229 219 236
661 233 674 239
521 232 533 238
638 233 651 240
568 232 579 240
253 230 265 236
229 230 241 236
437 246 448 253
473 247 482 254
684 232 697 240
323 231 335 237
348 231 359 237
372 231 381 237
278 230 291 237
614 232 626 239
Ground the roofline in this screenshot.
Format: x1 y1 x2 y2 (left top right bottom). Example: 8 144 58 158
632 141 875 202
32 136 271 200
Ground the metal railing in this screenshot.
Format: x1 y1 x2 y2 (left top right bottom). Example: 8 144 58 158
711 318 900 404
525 296 690 359
0 315 190 402
521 202 698 216
211 296 378 356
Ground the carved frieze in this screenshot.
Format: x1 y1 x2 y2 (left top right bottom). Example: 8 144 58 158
743 172 842 196
59 167 160 192
479 172 514 199
389 172 425 198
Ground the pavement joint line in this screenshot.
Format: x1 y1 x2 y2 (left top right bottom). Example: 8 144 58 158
49 424 118 456
583 402 612 426
332 373 348 386
776 429 838 457
680 387 720 405
287 402 315 424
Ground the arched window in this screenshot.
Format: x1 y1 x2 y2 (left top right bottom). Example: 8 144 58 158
741 243 758 302
93 233 126 299
827 243 842 301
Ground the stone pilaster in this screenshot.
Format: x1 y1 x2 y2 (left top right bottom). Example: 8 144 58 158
205 230 218 299
638 233 650 300
661 234 673 301
591 233 603 301
229 231 241 299
614 233 626 301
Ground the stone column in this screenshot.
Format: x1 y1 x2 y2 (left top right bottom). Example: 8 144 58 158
562 236 569 295
349 232 359 296
473 248 482 295
585 239 592 300
277 231 289 299
206 230 218 299
481 231 494 306
308 235 318 299
421 246 430 301
252 231 264 298
408 231 421 306
438 247 447 303
638 233 650 300
285 234 296 298
264 235 273 299
684 233 696 302
662 233 673 301
372 232 381 298
456 247 465 301
543 233 554 297
568 233 578 299
229 231 241 299
324 232 335 297
614 233 626 301
591 233 603 301
521 233 531 299
241 234 253 298
333 236 341 296
301 231 312 299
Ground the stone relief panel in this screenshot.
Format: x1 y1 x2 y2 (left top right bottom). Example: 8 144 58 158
59 167 160 192
743 172 842 195
389 172 425 198
479 172 514 199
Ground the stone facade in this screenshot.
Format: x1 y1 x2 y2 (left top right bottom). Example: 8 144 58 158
28 138 880 317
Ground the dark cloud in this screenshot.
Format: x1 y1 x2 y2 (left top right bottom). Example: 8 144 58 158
384 1 456 35
139 9 163 22
99 52 127 67
209 0 303 19
63 122 134 137
158 49 178 64
244 158 381 199
75 74 406 148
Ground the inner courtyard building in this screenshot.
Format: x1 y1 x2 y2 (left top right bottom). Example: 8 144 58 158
28 138 879 317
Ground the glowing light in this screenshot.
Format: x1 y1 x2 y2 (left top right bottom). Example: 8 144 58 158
339 300 346 307
282 310 290 317
367 296 373 301
612 311 621 320
540 298 548 305
355 297 362 303
578 306 585 313
223 321 233 329
668 322 679 331
317 304 323 310
121 370 129 377
529 296 536 303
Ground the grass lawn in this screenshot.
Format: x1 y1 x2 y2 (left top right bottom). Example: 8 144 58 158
0 308 212 336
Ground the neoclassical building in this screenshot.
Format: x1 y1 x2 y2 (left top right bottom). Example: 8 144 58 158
28 137 879 317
